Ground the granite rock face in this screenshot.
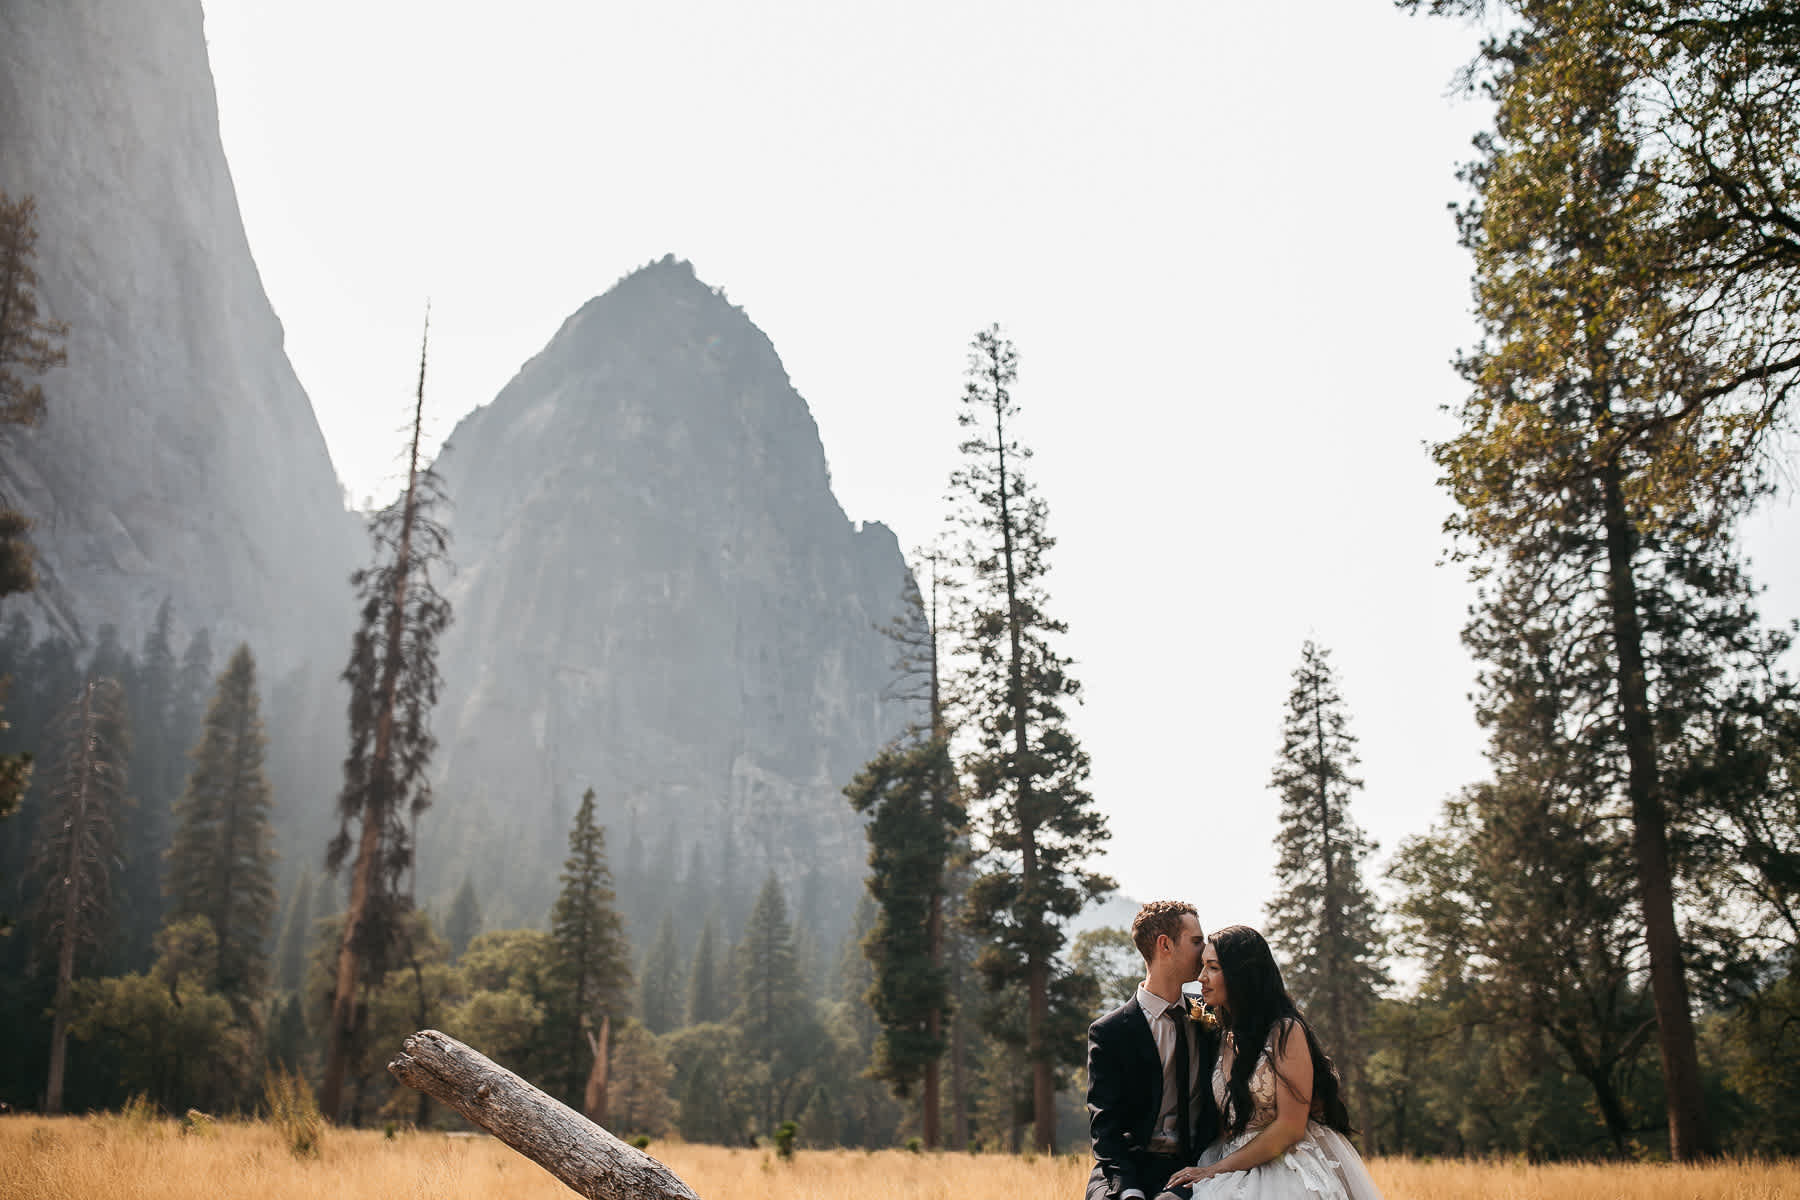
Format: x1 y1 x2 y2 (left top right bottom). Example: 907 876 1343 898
0 0 358 663
430 258 918 931
0 0 914 936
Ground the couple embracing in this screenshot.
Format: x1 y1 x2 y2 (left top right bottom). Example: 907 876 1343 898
1085 901 1383 1200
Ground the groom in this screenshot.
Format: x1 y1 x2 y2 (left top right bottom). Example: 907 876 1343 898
1085 900 1216 1200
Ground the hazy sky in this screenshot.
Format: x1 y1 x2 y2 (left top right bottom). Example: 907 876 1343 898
197 1 1800 936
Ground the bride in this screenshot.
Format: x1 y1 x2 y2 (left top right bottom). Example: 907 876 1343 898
1159 926 1384 1200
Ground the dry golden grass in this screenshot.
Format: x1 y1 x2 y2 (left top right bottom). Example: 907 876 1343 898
2 1116 1797 1200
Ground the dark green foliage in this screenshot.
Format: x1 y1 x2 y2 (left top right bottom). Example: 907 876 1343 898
0 192 67 429
69 916 247 1113
1265 640 1385 1109
685 914 728 1026
662 1021 756 1142
445 875 481 961
322 328 452 1120
164 644 277 1017
267 992 306 1074
948 325 1111 1152
639 911 684 1035
0 192 68 600
28 676 129 1113
548 787 633 1105
114 603 177 974
733 874 823 1134
847 734 960 1099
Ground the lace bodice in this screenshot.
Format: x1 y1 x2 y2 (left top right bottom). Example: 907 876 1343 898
1212 1028 1283 1133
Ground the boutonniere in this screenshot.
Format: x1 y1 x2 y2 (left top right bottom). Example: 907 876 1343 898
1187 1003 1220 1032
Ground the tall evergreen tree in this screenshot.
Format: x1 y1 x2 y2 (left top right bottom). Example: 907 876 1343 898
848 556 963 1146
948 325 1111 1152
1427 32 1754 1153
847 732 960 1140
733 873 820 1134
685 914 728 1026
639 911 684 1034
27 677 128 1113
445 874 482 962
1265 640 1385 1109
549 786 633 1114
321 319 453 1121
164 644 278 1018
116 601 179 971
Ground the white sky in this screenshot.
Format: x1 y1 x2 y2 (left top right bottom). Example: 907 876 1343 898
198 1 1800 937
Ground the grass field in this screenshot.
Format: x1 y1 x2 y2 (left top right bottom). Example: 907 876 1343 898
3 1116 1797 1200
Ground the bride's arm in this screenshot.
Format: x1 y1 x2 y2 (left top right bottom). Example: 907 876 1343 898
1168 1022 1312 1186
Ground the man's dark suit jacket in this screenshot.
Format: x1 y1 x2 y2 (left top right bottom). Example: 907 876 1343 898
1086 994 1220 1200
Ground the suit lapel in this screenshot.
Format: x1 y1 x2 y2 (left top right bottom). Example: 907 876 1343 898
1127 996 1162 1116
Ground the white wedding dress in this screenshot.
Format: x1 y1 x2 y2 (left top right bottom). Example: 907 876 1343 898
1173 1031 1384 1200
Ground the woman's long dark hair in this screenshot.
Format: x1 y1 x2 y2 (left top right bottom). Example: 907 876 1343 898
1208 925 1351 1137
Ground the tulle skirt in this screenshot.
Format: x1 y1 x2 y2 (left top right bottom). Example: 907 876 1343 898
1162 1123 1384 1200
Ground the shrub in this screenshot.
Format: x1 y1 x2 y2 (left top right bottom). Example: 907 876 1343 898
263 1068 323 1159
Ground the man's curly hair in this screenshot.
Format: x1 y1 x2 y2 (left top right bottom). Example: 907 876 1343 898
1131 899 1200 964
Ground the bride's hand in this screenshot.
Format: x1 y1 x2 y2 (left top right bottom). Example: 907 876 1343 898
1166 1165 1216 1188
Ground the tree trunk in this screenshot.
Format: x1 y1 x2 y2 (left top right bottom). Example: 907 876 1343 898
1599 461 1716 1160
322 326 431 1123
584 1013 611 1126
391 1030 699 1200
950 936 970 1150
45 681 96 1115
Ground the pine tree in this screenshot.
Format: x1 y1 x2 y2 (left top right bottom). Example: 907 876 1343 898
445 875 482 961
321 319 452 1121
685 914 728 1026
1264 640 1385 1112
27 677 128 1113
733 873 820 1134
948 325 1111 1152
1428 33 1755 1154
275 869 316 993
116 601 179 971
0 192 68 600
639 911 684 1034
848 556 964 1146
1391 561 1664 1154
164 643 278 1018
549 786 633 1115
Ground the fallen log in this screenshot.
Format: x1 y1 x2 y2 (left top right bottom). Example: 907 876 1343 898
388 1029 701 1200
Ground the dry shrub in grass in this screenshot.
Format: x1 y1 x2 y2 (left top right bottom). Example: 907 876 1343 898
3 1120 1800 1200
261 1069 322 1159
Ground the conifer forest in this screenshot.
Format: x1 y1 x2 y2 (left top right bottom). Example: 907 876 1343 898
2 0 1800 1173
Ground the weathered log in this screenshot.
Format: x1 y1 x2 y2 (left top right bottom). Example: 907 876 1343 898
388 1029 700 1200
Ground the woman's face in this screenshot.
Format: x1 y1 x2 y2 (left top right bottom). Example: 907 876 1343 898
1197 940 1228 1015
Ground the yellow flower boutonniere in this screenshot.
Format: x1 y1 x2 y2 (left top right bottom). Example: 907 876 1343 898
1188 1003 1220 1033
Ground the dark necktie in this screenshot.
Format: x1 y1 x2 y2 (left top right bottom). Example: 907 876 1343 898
1172 1007 1192 1160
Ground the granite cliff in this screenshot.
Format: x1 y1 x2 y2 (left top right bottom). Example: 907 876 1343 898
0 0 358 663
428 258 918 936
0 0 914 943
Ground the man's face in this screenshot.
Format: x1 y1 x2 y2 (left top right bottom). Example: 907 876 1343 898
1167 913 1205 980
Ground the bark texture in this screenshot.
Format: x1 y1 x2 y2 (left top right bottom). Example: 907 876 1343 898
389 1029 700 1200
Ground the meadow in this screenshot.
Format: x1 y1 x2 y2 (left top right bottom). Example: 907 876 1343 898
3 1116 1797 1200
